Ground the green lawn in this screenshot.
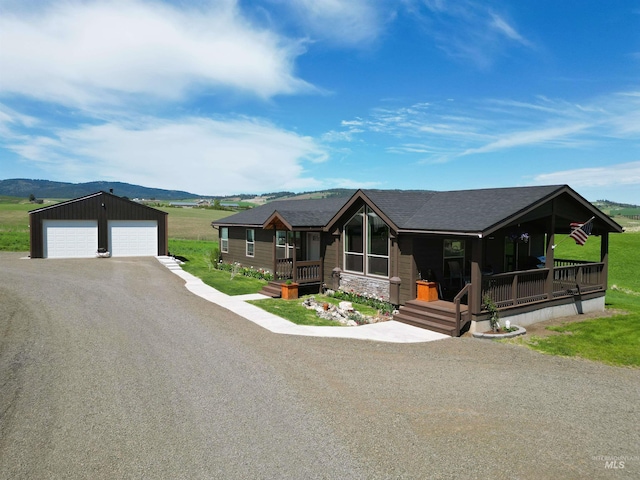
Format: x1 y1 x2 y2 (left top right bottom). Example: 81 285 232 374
246 295 381 326
169 238 267 296
516 290 640 367
247 296 344 326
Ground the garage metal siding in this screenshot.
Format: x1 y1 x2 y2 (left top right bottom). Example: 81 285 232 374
29 191 168 258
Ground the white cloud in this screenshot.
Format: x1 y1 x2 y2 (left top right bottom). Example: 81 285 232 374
3 116 328 195
488 13 531 47
533 161 640 187
459 123 590 156
329 90 640 161
0 102 38 136
405 0 533 67
0 0 310 107
286 0 391 46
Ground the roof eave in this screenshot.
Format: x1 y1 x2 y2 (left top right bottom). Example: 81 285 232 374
397 228 483 238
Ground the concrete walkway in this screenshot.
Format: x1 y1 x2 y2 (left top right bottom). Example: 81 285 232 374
157 256 448 343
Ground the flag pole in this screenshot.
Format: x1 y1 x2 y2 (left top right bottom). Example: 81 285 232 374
551 216 595 249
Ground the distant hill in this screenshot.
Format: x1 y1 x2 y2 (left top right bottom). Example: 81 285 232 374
0 179 200 200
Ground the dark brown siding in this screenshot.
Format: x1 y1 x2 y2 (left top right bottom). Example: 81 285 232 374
322 231 341 287
220 226 274 271
397 234 415 304
29 191 168 258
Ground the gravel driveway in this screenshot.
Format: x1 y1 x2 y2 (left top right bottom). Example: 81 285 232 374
1 252 638 479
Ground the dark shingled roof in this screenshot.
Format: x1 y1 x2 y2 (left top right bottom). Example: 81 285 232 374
213 185 619 235
361 185 562 233
213 196 350 227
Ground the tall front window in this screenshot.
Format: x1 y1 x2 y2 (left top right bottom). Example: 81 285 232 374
344 209 364 272
246 229 255 257
220 227 228 253
344 206 389 277
367 209 389 276
276 230 301 260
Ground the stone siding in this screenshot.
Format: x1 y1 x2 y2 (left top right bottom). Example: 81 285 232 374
339 273 390 302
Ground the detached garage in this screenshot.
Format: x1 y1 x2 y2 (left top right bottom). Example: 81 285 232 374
29 191 168 259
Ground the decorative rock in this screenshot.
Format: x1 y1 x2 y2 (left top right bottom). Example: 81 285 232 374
339 301 354 311
300 297 390 326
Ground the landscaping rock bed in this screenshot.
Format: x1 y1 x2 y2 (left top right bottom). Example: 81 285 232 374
302 297 389 326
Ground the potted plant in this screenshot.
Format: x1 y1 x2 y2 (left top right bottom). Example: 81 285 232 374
281 280 299 300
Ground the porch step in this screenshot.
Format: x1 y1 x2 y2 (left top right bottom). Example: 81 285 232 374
259 281 282 298
393 300 469 337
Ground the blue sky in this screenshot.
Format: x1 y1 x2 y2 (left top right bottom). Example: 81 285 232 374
1 0 639 203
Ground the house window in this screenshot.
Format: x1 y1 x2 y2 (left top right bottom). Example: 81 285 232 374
344 208 364 273
344 206 389 277
367 209 389 277
276 230 301 260
220 227 228 253
276 230 287 259
246 229 255 257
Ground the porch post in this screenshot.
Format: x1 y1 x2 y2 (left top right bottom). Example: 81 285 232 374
271 228 278 280
601 232 609 289
545 199 556 299
470 238 483 316
292 230 298 283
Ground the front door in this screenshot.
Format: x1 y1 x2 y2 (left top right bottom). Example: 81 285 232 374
307 232 321 260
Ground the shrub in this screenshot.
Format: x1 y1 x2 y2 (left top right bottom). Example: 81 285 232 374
215 261 274 281
325 289 395 315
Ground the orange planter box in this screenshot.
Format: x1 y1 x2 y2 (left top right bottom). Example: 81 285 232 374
416 281 438 301
281 283 299 300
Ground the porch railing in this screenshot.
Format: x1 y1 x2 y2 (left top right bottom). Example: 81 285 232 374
275 258 322 284
276 258 293 280
453 283 471 337
481 262 605 310
553 262 604 297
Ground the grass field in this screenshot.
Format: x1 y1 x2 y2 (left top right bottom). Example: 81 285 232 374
0 200 235 251
513 289 640 367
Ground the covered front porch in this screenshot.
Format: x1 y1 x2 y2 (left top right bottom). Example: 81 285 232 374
263 211 324 286
396 193 621 336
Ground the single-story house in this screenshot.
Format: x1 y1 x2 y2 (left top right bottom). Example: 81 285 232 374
212 185 623 336
29 191 168 258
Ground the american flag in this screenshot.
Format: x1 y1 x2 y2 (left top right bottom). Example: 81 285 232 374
569 218 594 246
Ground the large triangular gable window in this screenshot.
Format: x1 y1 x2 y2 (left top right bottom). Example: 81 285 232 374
344 206 389 278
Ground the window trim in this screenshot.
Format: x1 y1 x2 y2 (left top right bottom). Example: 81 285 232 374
220 227 229 253
343 206 389 278
246 228 255 257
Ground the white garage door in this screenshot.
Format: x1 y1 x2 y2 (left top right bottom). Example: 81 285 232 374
44 220 98 259
108 220 158 257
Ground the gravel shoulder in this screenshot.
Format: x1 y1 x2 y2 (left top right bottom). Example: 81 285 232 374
1 252 638 479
